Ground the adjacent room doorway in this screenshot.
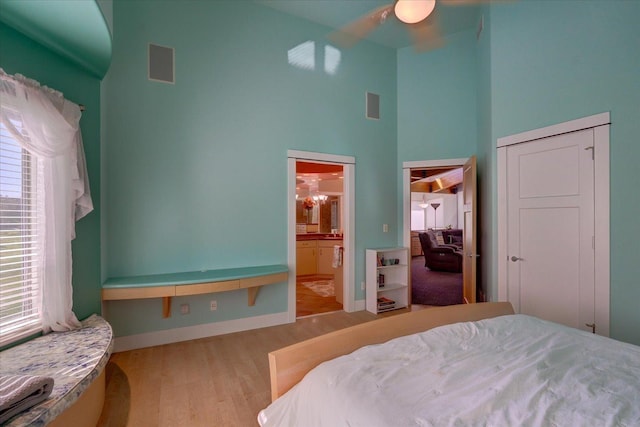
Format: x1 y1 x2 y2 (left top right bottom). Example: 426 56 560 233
403 157 478 306
294 160 344 317
287 150 356 323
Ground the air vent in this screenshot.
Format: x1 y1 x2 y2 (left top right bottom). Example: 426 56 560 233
366 92 380 120
148 43 175 84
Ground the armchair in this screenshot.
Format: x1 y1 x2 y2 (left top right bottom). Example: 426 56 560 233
441 229 463 249
418 231 463 273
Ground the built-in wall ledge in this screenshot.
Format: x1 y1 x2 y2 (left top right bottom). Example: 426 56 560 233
102 264 289 318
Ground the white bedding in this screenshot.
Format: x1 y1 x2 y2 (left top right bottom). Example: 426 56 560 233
258 314 640 427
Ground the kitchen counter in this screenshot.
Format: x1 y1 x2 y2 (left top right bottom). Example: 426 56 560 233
296 234 343 241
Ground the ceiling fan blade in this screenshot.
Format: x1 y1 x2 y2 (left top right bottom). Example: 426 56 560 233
327 4 394 48
408 15 445 52
439 0 513 6
439 0 490 5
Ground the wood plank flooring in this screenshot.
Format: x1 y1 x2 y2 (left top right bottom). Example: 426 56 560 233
97 310 380 427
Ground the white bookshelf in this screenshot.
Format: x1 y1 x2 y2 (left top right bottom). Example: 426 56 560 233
366 247 410 314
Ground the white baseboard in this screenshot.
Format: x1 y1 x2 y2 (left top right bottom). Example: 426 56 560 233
113 311 290 352
354 299 365 311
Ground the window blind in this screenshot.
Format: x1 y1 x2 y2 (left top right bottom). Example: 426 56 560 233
0 115 41 346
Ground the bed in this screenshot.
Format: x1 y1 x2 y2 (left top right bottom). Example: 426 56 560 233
258 302 640 426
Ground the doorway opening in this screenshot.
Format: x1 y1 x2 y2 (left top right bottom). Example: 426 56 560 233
409 166 464 306
403 157 477 308
287 150 356 323
295 161 344 317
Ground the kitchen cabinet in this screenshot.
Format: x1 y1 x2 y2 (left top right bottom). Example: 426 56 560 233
296 240 317 275
317 240 343 275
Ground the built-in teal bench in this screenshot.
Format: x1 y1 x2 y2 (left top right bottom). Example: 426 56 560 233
102 264 289 317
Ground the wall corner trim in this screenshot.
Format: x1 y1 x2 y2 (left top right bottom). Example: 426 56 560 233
496 112 610 148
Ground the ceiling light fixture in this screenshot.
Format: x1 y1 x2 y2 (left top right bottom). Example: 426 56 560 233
418 195 429 209
394 0 436 24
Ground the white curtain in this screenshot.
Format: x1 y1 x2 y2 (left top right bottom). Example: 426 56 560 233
0 69 93 333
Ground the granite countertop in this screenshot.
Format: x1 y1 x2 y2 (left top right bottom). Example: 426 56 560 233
0 315 113 426
296 234 343 241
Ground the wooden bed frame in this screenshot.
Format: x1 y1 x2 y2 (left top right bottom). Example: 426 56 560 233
268 302 515 401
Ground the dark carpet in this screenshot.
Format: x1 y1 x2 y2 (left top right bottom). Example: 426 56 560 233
411 256 463 306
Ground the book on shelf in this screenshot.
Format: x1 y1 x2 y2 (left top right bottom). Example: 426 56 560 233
377 296 395 309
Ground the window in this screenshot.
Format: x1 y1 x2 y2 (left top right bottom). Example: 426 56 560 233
0 114 41 346
1 71 91 343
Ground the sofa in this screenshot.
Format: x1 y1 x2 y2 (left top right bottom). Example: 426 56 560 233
418 230 463 273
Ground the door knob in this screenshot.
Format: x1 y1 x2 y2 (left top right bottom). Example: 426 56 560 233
511 256 522 262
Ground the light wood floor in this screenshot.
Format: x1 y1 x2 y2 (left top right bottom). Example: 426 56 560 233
97 310 382 427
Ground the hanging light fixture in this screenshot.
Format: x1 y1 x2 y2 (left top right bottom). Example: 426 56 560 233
313 194 328 204
394 0 436 24
418 195 429 209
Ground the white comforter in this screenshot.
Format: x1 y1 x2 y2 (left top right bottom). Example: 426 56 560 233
258 314 640 427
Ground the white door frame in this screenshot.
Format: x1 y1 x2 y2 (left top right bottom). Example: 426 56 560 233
287 150 356 322
497 112 610 336
402 158 468 249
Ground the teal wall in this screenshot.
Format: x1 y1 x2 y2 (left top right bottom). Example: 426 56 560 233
397 0 640 345
0 0 111 78
475 7 493 304
397 29 478 161
487 0 640 345
0 22 102 321
103 0 397 336
5 0 638 346
396 28 479 288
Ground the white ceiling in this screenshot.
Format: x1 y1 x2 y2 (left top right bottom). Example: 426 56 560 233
258 0 484 49
296 162 344 196
296 172 344 196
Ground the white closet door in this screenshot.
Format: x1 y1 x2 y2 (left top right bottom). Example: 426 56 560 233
506 128 595 332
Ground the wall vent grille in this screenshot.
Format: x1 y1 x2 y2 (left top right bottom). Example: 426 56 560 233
366 92 380 120
148 43 175 84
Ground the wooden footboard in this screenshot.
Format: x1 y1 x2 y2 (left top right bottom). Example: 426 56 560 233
268 302 515 401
